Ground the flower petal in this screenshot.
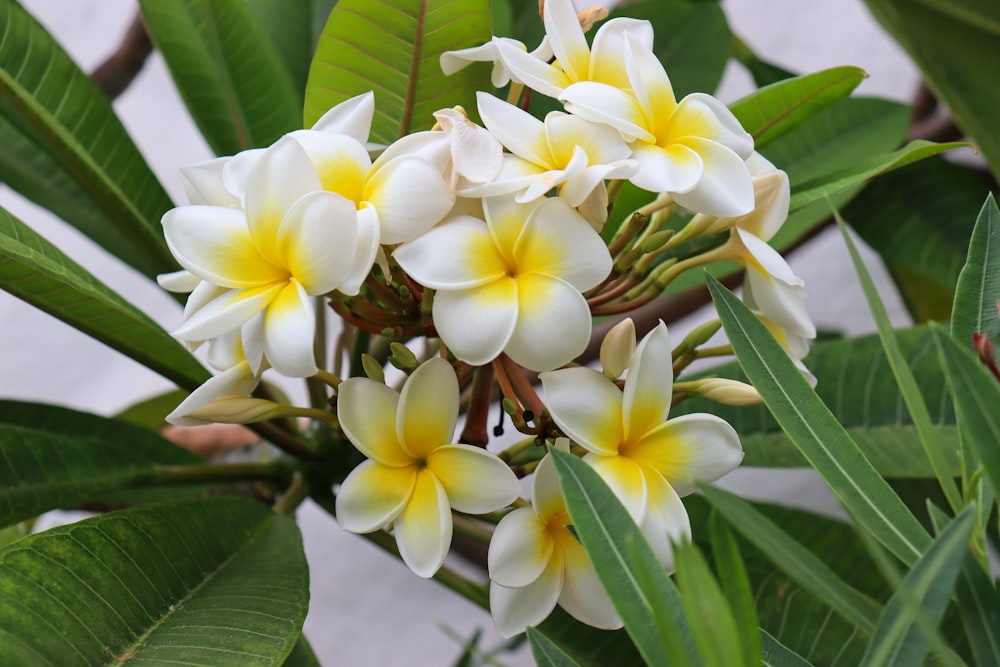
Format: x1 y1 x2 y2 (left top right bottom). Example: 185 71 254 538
589 18 653 87
261 280 317 377
288 129 371 203
543 0 590 82
366 155 454 244
586 453 648 521
336 459 416 533
278 191 359 295
506 274 593 372
556 527 623 629
337 377 411 467
489 555 563 638
740 170 790 242
180 157 237 207
310 91 375 143
560 81 654 144
671 138 754 217
477 92 552 168
628 142 703 195
531 451 565 520
623 32 676 126
515 198 612 290
157 269 200 294
393 215 508 290
540 367 623 455
166 361 259 426
744 263 816 339
432 280 519 366
339 206 381 296
163 206 285 288
222 148 264 202
630 414 743 497
428 444 520 513
174 283 281 342
436 108 504 183
674 93 754 159
494 37 570 99
622 321 673 442
395 469 452 578
488 507 553 588
638 469 690 569
397 358 459 459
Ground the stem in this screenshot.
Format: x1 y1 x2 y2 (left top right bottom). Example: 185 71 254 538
349 329 371 378
306 298 329 410
460 365 495 446
500 355 545 418
274 474 309 514
252 421 324 462
452 513 494 546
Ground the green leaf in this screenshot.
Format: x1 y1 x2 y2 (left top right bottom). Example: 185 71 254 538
246 0 338 98
549 448 696 667
534 607 644 667
673 540 746 667
528 627 585 667
0 422 196 529
139 0 302 155
837 215 963 511
0 205 209 390
932 324 1000 504
0 497 308 665
673 325 963 478
862 0 1000 179
283 635 322 667
760 629 815 667
729 66 867 146
790 140 970 212
0 0 176 279
708 514 762 664
952 193 1000 345
304 0 492 142
116 389 192 430
610 0 731 98
698 484 881 634
860 508 974 666
707 276 931 564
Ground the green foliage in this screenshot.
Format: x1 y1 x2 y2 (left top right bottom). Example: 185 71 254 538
527 627 584 667
0 497 309 665
304 0 492 141
139 0 303 155
951 193 1000 345
0 0 176 279
246 0 339 97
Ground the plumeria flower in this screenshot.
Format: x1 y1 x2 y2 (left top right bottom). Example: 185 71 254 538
393 195 612 372
540 321 743 565
560 33 754 217
336 357 521 578
163 136 363 377
461 92 636 227
493 0 653 99
288 92 456 293
489 445 621 637
441 36 553 88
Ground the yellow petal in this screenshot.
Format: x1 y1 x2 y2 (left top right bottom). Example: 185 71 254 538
394 469 452 578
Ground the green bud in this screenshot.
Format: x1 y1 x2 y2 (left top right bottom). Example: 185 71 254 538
361 354 385 382
501 398 519 416
389 342 418 370
639 229 675 253
675 319 722 356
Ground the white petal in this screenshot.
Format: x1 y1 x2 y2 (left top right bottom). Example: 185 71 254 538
338 206 381 296
671 138 754 217
457 156 543 200
740 170 790 242
182 281 226 323
166 362 259 426
494 37 570 99
515 198 612 290
174 283 280 342
278 190 359 294
288 129 371 199
432 280 519 366
560 82 654 144
366 155 455 244
589 18 653 87
622 321 673 442
240 312 266 376
262 280 318 377
556 529 623 629
531 451 565 521
336 460 415 533
393 216 507 290
600 318 636 380
311 91 375 143
735 229 801 286
674 93 754 159
436 108 504 183
540 367 623 456
395 469 452 578
628 142 703 195
429 444 520 513
477 92 551 168
337 377 412 467
441 41 500 76
222 148 264 202
638 470 690 569
585 453 648 521
543 0 590 82
744 264 817 339
397 357 459 459
623 33 676 128
180 157 236 207
157 269 200 294
489 556 563 638
505 274 593 372
488 507 553 588
546 112 633 167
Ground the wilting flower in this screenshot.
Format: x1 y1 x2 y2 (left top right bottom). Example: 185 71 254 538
162 137 363 377
540 321 743 565
489 446 621 637
393 195 612 371
336 358 520 578
461 92 636 227
560 33 754 217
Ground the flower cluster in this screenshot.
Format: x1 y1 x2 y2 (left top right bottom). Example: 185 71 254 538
159 0 815 638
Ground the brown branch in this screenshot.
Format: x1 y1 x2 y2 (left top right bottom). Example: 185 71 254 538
90 13 152 100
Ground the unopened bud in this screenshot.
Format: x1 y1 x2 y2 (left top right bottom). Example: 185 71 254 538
388 342 419 371
973 332 995 365
183 397 288 424
675 319 722 357
600 318 636 379
676 378 762 406
639 229 675 253
361 354 385 382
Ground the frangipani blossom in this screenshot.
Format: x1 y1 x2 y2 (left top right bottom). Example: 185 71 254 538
560 33 754 217
494 0 653 99
336 358 520 578
540 321 743 565
441 36 553 88
489 447 621 637
163 137 362 377
393 195 612 371
462 92 636 227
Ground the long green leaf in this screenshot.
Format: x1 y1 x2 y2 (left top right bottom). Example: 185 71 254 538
0 422 198 528
760 629 815 667
0 205 208 390
860 508 973 666
550 448 695 667
304 0 492 142
933 324 1000 502
708 516 761 665
246 0 339 97
837 216 963 511
707 276 931 564
139 0 302 155
0 497 308 665
0 0 176 279
863 0 1000 179
698 484 881 634
672 325 962 478
729 66 867 146
528 627 585 667
952 193 1000 346
534 607 645 667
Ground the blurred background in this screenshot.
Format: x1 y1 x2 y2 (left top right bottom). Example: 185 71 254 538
0 1 933 664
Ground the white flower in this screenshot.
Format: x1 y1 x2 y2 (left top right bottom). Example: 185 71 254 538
489 448 622 637
336 358 521 578
441 36 554 88
393 195 612 371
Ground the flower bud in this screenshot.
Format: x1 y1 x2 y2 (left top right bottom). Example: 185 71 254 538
361 354 385 382
388 342 419 372
681 378 762 406
182 397 288 424
600 318 636 379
